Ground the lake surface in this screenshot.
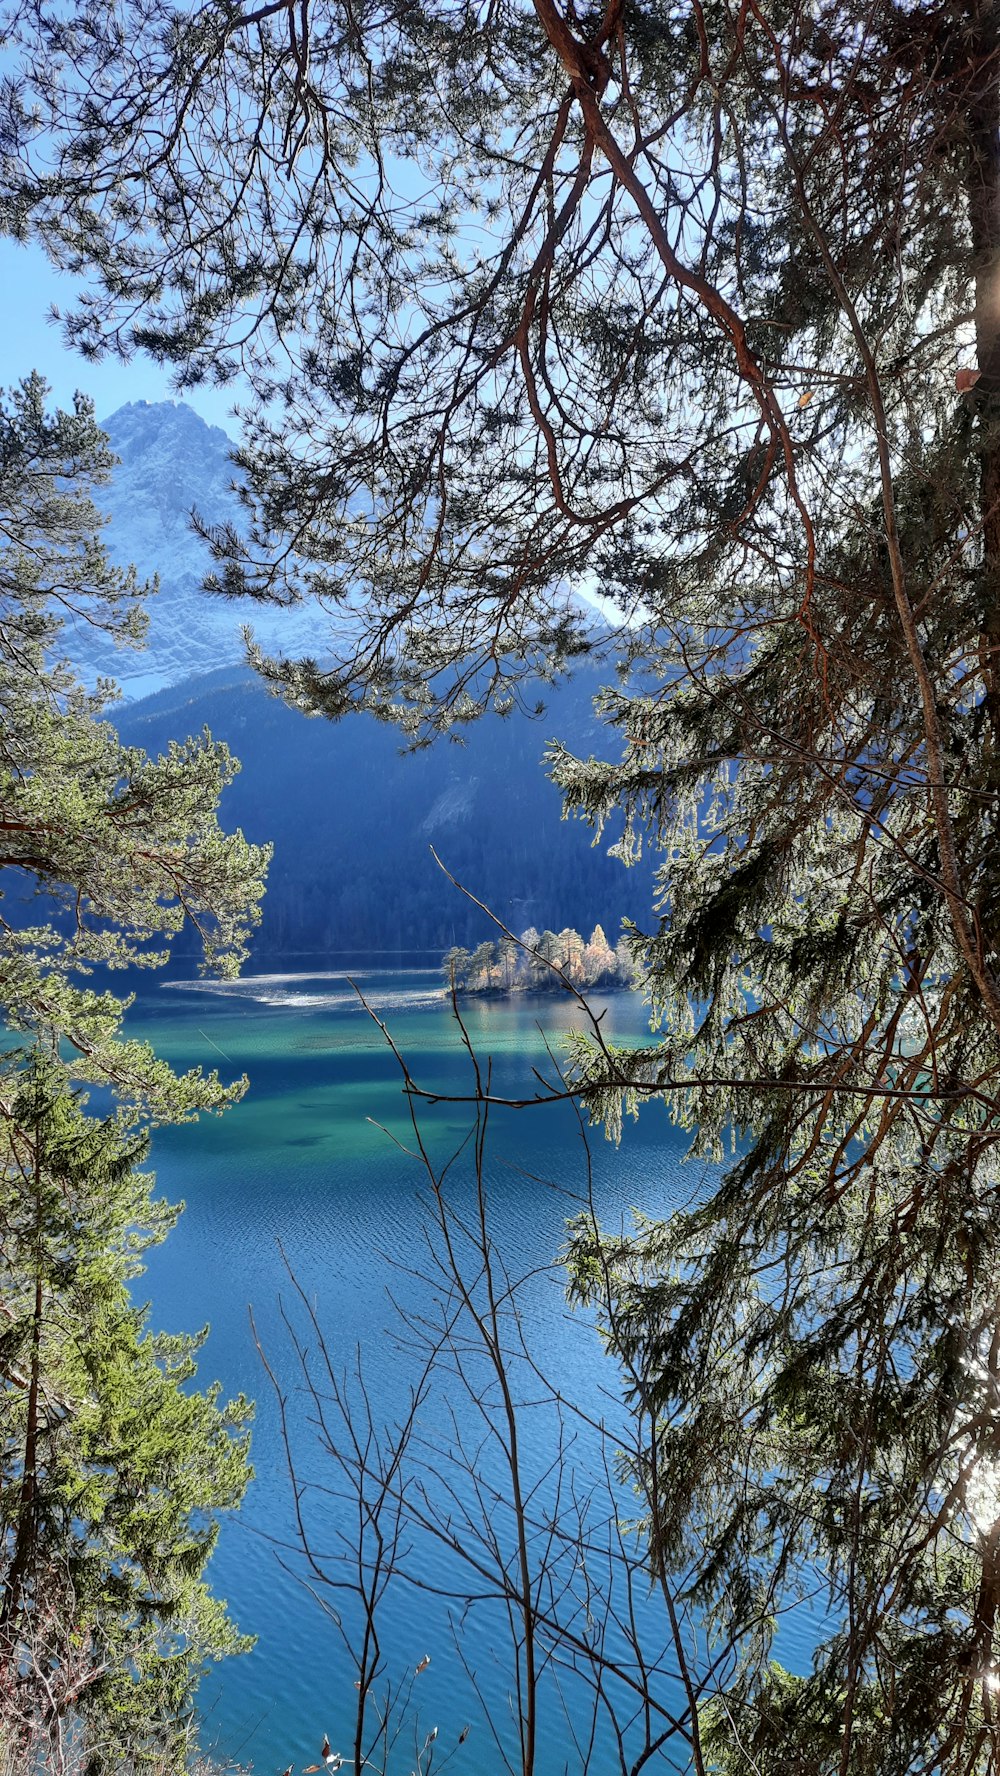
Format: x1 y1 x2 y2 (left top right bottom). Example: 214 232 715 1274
128 967 810 1775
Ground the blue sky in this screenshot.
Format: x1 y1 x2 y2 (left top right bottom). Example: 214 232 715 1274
0 237 238 434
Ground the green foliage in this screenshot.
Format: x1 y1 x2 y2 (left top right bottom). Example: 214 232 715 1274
0 377 264 1771
9 3 1000 1767
0 1057 252 1776
0 373 270 1118
567 1132 1000 1770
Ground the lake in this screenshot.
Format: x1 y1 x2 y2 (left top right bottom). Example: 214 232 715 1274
128 966 807 1776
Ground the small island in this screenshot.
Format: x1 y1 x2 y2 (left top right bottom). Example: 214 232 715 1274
443 924 635 995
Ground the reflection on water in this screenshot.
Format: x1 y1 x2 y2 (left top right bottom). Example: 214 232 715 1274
130 969 814 1775
162 966 448 1014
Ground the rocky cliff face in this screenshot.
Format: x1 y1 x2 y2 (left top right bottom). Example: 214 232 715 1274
69 400 316 695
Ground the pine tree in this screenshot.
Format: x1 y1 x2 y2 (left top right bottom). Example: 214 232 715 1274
0 1059 251 1776
497 935 520 990
556 926 585 982
442 945 471 991
9 3 1000 1765
0 375 266 1770
467 939 497 988
0 374 270 1117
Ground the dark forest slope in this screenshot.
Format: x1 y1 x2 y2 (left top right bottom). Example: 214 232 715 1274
116 665 656 956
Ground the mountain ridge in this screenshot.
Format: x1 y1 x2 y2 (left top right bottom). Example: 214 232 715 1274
70 399 317 695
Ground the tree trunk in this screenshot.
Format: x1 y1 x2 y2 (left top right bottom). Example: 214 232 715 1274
964 0 1000 740
2 1150 44 1634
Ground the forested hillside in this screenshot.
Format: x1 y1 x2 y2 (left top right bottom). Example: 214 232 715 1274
116 665 655 954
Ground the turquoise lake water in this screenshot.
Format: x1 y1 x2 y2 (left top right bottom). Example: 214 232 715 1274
126 967 815 1776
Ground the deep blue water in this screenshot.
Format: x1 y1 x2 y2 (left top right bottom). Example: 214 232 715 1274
127 967 815 1776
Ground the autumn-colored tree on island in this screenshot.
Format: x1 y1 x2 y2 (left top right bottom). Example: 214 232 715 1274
444 926 633 994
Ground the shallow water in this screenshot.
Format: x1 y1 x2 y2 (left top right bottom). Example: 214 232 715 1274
130 968 815 1775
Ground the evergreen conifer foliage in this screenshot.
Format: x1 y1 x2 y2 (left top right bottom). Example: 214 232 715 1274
0 376 265 1771
0 373 269 1113
0 1059 252 1776
10 0 1000 1766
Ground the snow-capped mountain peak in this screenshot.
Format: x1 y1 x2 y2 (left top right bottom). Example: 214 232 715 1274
69 400 316 697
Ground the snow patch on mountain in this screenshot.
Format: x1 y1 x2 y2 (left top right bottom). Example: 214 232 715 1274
421 776 480 833
67 400 319 696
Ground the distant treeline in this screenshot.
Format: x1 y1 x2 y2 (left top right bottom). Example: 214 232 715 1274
443 923 635 994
